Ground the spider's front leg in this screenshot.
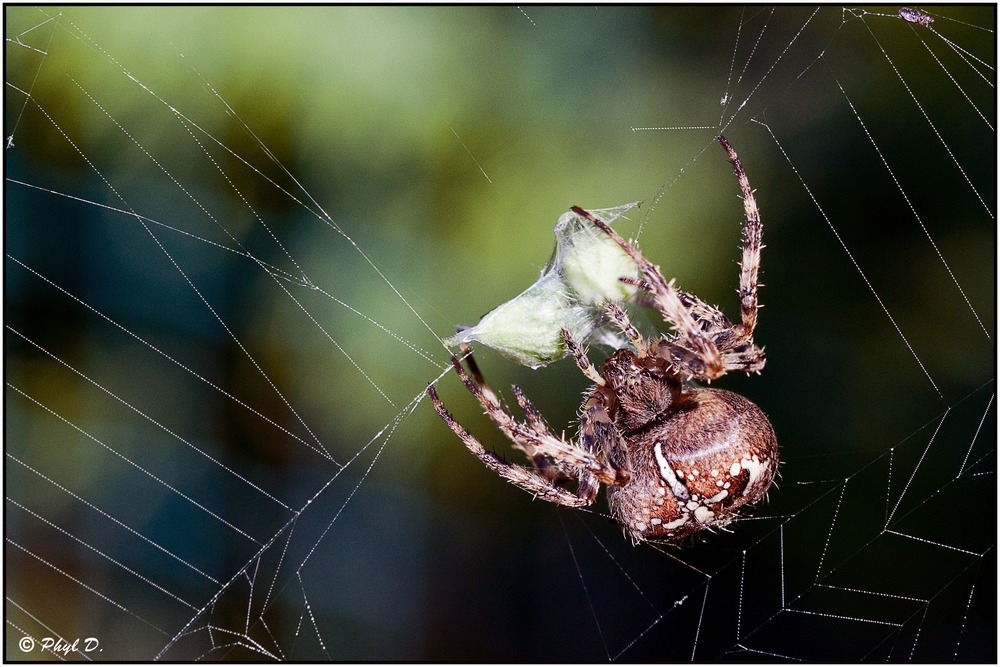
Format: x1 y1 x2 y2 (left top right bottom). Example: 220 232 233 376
718 135 763 341
571 206 725 381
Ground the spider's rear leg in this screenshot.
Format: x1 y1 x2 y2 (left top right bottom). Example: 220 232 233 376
427 384 592 507
511 385 574 485
446 353 620 488
457 342 501 407
455 347 565 484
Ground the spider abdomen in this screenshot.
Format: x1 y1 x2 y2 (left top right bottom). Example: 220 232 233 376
607 388 778 542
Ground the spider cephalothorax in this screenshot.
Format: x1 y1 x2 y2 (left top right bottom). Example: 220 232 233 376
428 136 778 543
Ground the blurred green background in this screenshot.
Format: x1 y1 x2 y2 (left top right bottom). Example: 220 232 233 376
5 5 994 661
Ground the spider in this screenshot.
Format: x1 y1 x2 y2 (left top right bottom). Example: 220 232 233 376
428 136 778 543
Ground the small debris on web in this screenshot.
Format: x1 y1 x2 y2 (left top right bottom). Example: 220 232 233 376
898 7 934 26
446 203 641 368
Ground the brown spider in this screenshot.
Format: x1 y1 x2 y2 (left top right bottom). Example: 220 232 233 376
428 136 778 543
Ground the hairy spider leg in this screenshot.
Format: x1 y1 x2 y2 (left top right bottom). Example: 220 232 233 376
602 301 648 355
458 344 582 484
444 356 622 485
560 328 605 385
509 385 577 485
571 206 725 381
574 136 767 376
456 346 570 484
457 343 501 406
718 135 763 341
427 383 593 507
622 277 733 337
620 271 762 377
676 288 733 332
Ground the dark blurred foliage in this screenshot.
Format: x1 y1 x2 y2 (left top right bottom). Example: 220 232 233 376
5 5 994 661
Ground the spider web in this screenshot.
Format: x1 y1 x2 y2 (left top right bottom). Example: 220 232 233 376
4 6 994 662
